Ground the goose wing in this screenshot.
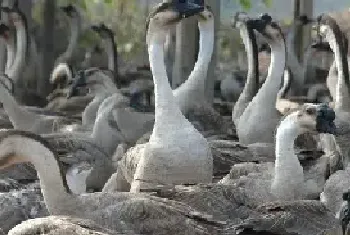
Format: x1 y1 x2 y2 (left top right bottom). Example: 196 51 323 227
233 200 338 235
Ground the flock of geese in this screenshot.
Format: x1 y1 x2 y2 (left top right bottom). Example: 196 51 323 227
0 0 349 234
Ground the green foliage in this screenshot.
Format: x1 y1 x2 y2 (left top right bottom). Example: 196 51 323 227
262 0 273 8
237 0 273 10
239 0 251 10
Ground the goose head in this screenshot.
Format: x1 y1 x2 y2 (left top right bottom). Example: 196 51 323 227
67 68 115 98
314 14 345 53
50 63 74 89
252 13 285 47
146 0 204 45
286 103 336 135
91 23 114 40
1 6 25 27
60 4 78 18
197 4 214 29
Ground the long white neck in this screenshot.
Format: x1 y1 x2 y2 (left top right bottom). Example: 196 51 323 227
251 39 286 105
148 41 185 137
173 21 214 105
272 115 304 200
232 24 258 125
327 28 350 111
0 85 37 130
15 137 76 214
5 33 15 73
7 21 27 83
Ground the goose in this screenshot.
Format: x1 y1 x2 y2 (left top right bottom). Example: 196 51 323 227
219 102 336 201
65 68 154 143
319 15 350 212
235 14 286 145
0 127 223 234
90 24 118 80
54 4 82 67
315 15 350 169
231 12 259 128
113 1 213 193
172 4 234 136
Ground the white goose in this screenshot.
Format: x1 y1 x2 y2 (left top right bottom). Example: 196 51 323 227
220 102 336 201
172 5 234 136
114 2 213 193
236 14 285 145
231 12 259 128
55 4 82 66
316 14 350 217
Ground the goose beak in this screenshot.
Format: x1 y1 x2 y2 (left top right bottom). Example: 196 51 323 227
316 104 336 134
311 41 332 52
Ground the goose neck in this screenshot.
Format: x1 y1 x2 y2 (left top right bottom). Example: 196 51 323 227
5 33 15 72
261 41 286 94
176 23 214 93
7 21 27 82
275 117 299 161
234 24 259 112
66 15 81 59
0 85 36 129
273 115 304 199
327 27 350 111
15 137 75 214
148 42 182 123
